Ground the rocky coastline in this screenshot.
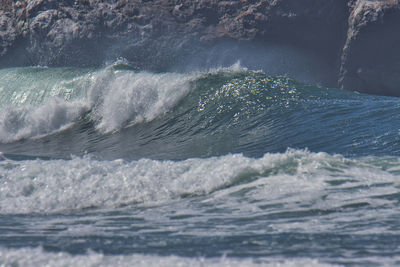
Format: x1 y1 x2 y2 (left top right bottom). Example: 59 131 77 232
0 0 399 96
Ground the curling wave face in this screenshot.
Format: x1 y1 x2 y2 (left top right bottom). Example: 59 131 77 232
2 63 400 265
0 63 400 159
0 65 195 142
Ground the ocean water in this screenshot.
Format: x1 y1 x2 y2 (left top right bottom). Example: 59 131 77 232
1 63 400 266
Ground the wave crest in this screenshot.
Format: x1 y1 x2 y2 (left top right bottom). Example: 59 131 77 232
89 70 195 133
0 67 202 141
0 98 89 142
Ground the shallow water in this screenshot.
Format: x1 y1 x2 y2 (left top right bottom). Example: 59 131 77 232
1 64 400 266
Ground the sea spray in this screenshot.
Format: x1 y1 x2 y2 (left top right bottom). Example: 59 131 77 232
0 63 252 142
0 65 400 159
1 65 400 265
89 70 196 133
0 66 199 141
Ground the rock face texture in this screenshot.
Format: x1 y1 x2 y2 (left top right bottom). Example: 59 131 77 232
340 0 400 96
0 0 399 96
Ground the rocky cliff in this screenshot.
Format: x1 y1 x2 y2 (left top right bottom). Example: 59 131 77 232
0 0 399 96
340 0 400 96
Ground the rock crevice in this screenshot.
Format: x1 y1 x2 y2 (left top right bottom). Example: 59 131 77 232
0 0 399 96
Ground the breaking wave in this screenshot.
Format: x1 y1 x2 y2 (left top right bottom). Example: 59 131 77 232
1 149 400 215
2 63 400 265
1 62 400 160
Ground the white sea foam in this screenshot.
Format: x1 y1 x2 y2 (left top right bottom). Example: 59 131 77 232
0 150 399 215
0 153 269 213
0 67 202 141
0 98 89 142
207 61 249 74
0 247 337 267
88 70 196 132
0 63 258 142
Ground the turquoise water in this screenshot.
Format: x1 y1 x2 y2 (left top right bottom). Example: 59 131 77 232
1 64 400 266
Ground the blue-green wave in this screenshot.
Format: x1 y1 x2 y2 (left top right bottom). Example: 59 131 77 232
0 64 399 160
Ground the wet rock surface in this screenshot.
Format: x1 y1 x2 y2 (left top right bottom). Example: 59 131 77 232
0 0 399 95
339 0 400 96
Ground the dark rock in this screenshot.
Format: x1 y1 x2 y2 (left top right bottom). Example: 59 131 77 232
339 0 400 96
0 0 400 96
0 0 349 68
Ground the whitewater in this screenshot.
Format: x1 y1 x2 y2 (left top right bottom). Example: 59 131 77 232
1 63 400 266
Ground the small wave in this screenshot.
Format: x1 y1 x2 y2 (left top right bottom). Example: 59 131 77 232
1 150 399 214
0 247 336 267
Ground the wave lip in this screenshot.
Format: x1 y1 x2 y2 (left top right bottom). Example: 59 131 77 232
0 63 252 143
0 66 202 142
89 70 196 133
0 98 89 143
1 64 400 159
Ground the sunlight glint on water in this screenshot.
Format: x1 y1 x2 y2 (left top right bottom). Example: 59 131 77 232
1 64 400 266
